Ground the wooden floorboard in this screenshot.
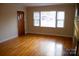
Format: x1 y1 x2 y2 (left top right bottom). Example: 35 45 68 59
0 34 73 56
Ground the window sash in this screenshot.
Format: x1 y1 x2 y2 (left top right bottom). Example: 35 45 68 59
40 11 56 27
34 19 39 26
57 20 64 28
57 11 65 20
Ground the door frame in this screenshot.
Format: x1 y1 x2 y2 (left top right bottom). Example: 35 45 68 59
17 11 25 36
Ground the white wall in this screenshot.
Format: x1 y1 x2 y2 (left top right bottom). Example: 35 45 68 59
0 4 75 43
27 4 75 37
0 4 27 43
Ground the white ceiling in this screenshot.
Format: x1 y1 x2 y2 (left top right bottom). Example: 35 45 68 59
16 3 62 7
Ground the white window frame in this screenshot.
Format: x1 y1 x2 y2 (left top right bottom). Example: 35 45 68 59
33 11 65 28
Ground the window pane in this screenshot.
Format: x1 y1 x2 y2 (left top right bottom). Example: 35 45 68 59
41 11 56 27
34 19 39 26
57 11 65 20
34 12 40 19
33 12 40 26
57 20 64 27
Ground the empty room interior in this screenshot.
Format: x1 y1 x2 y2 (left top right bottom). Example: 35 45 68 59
0 3 79 56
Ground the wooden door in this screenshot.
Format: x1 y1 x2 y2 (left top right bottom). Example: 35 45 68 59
17 11 25 36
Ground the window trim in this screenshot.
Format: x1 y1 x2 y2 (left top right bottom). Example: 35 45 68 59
33 11 65 28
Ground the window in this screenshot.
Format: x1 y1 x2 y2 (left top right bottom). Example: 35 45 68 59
33 11 65 28
33 12 40 26
57 11 65 28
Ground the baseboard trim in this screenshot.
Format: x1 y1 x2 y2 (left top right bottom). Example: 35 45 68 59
0 35 18 43
0 32 72 43
27 32 72 38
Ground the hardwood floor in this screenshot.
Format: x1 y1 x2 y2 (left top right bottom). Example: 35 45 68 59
0 34 73 56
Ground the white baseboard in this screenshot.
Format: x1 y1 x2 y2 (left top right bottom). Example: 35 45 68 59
28 32 73 38
0 34 18 43
0 32 72 43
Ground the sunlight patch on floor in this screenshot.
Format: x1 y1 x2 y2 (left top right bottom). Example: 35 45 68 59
39 39 63 56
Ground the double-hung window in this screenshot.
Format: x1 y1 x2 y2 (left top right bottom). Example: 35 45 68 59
33 12 40 26
33 11 65 28
57 11 65 28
